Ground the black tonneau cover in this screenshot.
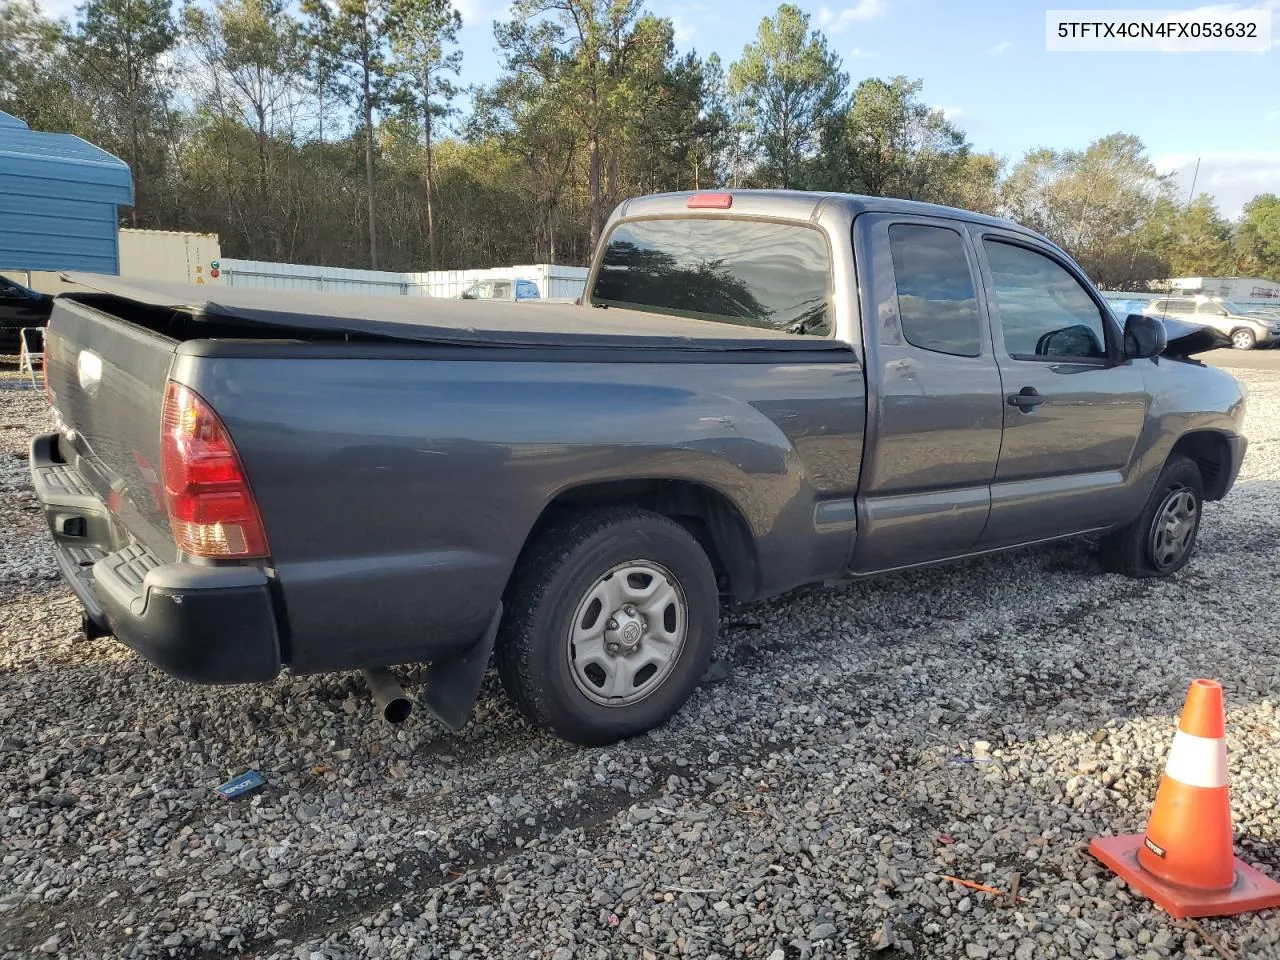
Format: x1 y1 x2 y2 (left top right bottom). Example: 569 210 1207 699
61 272 849 353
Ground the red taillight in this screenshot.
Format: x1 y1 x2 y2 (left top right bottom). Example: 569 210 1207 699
160 381 269 558
688 192 733 209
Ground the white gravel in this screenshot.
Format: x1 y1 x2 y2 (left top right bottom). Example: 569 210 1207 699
2 365 1279 959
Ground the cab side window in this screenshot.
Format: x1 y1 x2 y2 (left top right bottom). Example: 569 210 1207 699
888 224 982 357
983 240 1109 360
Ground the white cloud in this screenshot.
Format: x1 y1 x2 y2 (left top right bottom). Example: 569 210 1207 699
670 14 695 48
988 39 1013 55
1155 150 1280 218
847 47 878 59
35 0 79 22
454 0 515 28
1268 109 1280 122
816 0 889 35
934 104 965 121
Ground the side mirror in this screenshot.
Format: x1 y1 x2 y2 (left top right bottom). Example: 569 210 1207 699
1035 323 1104 357
1124 313 1167 359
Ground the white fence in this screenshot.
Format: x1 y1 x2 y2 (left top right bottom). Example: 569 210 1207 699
1101 290 1279 312
220 259 590 300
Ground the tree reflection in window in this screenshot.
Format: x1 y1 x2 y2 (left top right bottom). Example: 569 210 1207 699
591 219 832 336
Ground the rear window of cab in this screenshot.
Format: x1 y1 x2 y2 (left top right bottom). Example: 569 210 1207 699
589 218 833 336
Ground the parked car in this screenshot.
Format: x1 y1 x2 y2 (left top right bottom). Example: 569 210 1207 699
1143 295 1280 349
0 273 53 353
459 277 543 301
459 277 581 304
31 190 1247 745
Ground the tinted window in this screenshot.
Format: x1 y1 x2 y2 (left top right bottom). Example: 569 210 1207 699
983 240 1108 359
591 218 831 335
1197 302 1229 316
888 224 981 357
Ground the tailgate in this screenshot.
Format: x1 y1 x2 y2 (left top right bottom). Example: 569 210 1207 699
39 298 179 563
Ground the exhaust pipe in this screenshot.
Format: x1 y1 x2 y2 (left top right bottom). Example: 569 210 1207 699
362 667 413 724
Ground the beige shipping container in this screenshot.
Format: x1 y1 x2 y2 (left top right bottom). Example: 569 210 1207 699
118 229 223 286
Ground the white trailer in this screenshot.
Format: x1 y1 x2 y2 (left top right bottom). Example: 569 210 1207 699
118 229 223 286
1169 276 1280 303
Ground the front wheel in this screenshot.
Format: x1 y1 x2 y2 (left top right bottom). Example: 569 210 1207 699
1099 454 1204 578
497 508 719 745
1231 327 1257 350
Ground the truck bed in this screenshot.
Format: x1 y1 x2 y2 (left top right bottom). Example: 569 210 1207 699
61 273 851 354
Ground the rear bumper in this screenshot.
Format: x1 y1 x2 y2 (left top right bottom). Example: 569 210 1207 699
31 432 282 683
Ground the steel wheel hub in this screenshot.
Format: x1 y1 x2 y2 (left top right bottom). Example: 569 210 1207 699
1149 487 1198 571
567 560 688 707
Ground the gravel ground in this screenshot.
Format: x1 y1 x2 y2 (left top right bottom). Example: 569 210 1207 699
2 366 1280 960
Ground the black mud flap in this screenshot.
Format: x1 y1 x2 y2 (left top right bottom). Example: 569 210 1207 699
422 603 502 732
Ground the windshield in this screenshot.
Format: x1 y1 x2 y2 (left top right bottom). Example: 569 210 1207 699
590 217 832 336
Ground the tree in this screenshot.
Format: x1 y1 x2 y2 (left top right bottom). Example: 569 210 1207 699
302 0 391 268
495 0 674 251
72 0 179 224
1143 194 1233 278
0 1 93 133
183 0 307 256
386 0 461 267
727 4 845 189
1234 194 1280 279
1001 134 1171 287
689 53 735 189
824 76 972 204
471 69 578 263
944 152 1003 215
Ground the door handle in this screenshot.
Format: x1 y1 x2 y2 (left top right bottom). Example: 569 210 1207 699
1007 387 1045 410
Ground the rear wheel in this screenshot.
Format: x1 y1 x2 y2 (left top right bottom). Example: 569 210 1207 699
1099 454 1203 578
497 508 719 745
1230 327 1257 350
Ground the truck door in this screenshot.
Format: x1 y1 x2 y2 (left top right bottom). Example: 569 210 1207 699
849 214 1005 572
971 228 1150 548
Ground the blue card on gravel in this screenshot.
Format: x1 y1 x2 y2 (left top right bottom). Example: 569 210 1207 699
215 770 266 799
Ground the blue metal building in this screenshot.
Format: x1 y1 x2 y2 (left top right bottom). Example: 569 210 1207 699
0 111 133 274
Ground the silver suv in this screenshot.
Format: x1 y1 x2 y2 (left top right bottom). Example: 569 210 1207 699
1143 295 1280 350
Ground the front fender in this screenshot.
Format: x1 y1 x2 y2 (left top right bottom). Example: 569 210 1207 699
1127 359 1246 507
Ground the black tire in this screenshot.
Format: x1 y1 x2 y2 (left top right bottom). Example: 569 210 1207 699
497 507 719 746
1230 327 1257 350
1099 454 1203 578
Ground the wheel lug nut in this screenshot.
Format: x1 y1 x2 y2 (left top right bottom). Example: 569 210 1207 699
607 618 619 630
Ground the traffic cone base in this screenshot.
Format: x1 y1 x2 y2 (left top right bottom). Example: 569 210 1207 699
1090 834 1280 919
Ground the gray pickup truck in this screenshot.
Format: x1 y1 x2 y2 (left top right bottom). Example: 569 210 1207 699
31 191 1247 745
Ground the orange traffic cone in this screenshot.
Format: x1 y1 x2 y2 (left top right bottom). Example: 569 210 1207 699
1090 679 1280 918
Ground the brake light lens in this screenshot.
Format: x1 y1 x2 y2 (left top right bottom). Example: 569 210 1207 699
160 382 269 558
688 192 733 209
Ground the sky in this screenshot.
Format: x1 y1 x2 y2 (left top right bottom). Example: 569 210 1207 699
38 0 1280 217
